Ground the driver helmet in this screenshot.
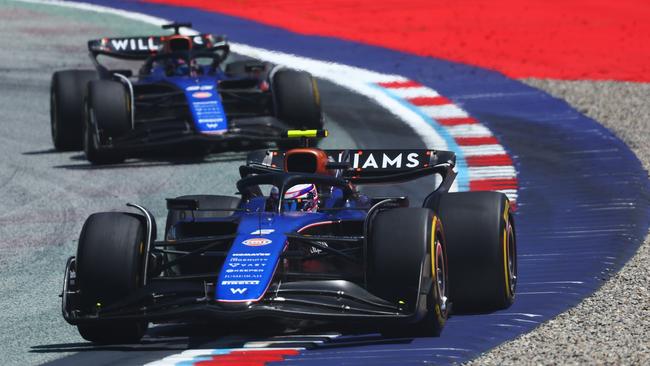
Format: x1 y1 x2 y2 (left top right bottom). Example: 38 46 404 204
283 184 319 212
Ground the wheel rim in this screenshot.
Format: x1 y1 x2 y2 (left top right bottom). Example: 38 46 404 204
434 236 448 314
505 217 517 297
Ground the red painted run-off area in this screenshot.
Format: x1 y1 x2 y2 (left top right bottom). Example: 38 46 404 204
146 0 650 82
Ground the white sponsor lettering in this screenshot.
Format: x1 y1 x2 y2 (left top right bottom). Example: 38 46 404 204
250 229 275 235
186 85 200 91
137 38 148 50
221 280 259 285
230 288 248 294
199 85 214 90
226 268 264 273
111 38 157 52
232 252 271 257
361 154 378 169
352 152 423 169
111 39 129 51
406 152 420 168
382 153 402 168
230 257 268 262
229 263 239 267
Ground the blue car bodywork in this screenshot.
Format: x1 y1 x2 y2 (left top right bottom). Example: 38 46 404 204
83 27 318 155
62 146 459 327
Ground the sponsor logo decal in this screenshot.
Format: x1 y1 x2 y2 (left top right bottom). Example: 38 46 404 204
188 85 214 91
351 152 422 169
250 229 275 235
110 37 158 52
242 238 272 247
226 268 264 273
221 280 259 285
227 263 266 269
232 252 271 257
192 91 213 99
230 288 247 294
310 241 328 254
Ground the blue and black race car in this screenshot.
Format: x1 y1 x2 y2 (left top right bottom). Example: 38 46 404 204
50 23 322 164
60 131 517 343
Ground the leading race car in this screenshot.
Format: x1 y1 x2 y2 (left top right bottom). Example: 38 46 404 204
60 130 517 343
50 22 322 164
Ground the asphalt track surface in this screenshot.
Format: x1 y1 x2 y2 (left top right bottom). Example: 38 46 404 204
2 1 649 366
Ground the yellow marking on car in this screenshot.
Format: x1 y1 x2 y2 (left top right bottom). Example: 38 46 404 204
285 129 328 138
431 215 438 281
502 200 511 298
311 78 321 106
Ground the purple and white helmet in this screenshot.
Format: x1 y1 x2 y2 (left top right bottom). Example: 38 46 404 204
283 184 319 212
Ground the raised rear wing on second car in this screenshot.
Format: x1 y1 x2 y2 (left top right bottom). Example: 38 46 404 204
87 33 226 60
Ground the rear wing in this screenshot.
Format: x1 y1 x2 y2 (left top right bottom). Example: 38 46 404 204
245 148 456 186
87 33 227 60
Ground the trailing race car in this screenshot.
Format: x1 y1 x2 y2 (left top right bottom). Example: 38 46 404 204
50 22 322 164
60 130 517 343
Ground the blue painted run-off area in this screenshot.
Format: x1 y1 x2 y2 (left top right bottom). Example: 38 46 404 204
87 1 650 364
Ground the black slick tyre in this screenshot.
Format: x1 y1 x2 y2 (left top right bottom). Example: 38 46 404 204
50 70 97 150
367 208 449 337
83 80 130 164
425 191 517 312
75 212 148 344
271 69 323 149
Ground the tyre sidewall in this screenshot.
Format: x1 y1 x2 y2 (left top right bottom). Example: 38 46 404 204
51 70 97 150
271 69 323 130
427 191 516 312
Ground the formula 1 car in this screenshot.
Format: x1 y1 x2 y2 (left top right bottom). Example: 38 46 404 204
60 130 517 343
50 22 322 164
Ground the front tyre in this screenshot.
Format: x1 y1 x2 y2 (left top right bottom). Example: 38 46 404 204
50 70 97 150
367 208 448 337
83 80 129 164
76 212 148 343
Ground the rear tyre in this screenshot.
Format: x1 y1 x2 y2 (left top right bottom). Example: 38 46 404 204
83 80 130 164
50 70 97 151
425 191 516 312
272 69 323 150
367 208 448 337
76 212 148 344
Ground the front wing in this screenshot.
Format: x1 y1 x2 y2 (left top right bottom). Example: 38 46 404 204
62 258 428 326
